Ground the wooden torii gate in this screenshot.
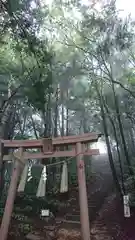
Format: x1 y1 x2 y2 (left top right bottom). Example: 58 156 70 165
0 132 101 240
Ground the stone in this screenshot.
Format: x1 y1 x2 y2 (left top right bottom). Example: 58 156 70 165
26 232 44 240
44 226 56 231
56 228 81 240
47 231 55 238
91 227 98 235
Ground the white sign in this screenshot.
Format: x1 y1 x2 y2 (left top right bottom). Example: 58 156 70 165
123 195 131 218
41 209 50 217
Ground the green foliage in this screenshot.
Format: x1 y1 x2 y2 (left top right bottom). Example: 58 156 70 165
0 207 4 217
18 223 32 234
26 69 53 111
1 0 135 206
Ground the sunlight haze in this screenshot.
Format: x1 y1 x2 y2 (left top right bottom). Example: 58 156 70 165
116 0 135 18
82 0 135 18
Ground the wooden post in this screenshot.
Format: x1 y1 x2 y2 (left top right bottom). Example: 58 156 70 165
0 140 4 197
0 140 4 170
76 142 90 240
0 148 24 240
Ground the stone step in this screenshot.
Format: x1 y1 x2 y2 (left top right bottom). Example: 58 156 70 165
69 203 95 209
65 205 97 212
26 232 44 240
65 214 80 222
62 219 81 225
55 217 81 228
72 209 80 214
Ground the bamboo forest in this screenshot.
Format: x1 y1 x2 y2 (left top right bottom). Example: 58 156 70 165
1 0 135 239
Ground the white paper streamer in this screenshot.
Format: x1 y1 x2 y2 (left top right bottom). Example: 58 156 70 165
36 166 47 197
60 161 68 193
18 164 28 192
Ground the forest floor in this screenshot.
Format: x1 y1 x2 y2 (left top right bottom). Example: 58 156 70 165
3 155 135 239
90 194 135 240
5 193 135 240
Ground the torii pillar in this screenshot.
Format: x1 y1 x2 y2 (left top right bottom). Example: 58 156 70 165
0 148 24 240
76 142 91 240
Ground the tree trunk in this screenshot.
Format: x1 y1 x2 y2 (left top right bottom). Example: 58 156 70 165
66 90 69 136
95 83 122 196
46 92 52 137
103 98 125 194
54 87 59 137
61 104 64 137
0 102 14 198
31 115 38 139
111 78 134 177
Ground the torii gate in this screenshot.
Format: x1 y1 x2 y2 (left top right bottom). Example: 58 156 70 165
0 132 101 240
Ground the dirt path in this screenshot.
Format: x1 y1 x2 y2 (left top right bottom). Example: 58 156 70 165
61 154 113 223
91 195 121 240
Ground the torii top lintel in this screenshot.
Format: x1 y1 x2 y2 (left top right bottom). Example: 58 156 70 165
2 133 101 161
2 133 101 149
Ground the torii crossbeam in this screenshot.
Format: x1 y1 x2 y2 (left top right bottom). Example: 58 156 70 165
0 133 101 240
